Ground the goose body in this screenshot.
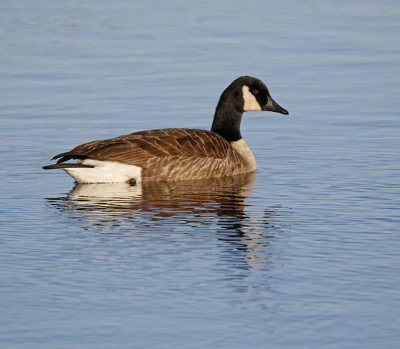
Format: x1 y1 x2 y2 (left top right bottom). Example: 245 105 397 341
43 76 288 183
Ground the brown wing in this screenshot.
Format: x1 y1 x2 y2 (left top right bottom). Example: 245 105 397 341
53 128 234 168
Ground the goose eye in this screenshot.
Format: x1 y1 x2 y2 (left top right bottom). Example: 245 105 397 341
252 89 259 96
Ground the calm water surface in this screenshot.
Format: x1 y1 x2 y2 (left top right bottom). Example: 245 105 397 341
1 1 400 348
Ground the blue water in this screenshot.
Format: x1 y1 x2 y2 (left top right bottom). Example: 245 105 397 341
1 1 400 348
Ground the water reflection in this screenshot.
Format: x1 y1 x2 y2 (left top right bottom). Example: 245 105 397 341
47 173 280 267
49 173 256 214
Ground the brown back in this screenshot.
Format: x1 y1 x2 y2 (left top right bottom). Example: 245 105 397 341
57 128 248 180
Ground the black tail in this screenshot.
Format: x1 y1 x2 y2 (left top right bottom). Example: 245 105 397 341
42 163 94 170
51 151 87 164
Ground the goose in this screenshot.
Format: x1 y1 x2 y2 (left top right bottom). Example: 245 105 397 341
42 76 288 183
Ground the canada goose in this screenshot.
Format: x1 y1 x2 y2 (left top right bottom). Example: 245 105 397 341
43 76 288 183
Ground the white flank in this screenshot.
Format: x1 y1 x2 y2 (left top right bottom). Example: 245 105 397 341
242 85 262 111
231 139 257 172
63 159 142 183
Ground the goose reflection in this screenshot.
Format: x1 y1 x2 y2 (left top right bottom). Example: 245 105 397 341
46 172 279 266
51 173 256 216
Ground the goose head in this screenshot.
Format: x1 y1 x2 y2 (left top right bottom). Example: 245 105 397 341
211 76 289 142
240 76 289 114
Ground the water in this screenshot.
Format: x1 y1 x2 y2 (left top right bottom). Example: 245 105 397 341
1 0 400 348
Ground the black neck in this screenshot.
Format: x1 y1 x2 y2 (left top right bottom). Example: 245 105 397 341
210 97 243 143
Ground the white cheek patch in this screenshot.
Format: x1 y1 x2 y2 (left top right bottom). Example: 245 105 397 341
242 85 262 111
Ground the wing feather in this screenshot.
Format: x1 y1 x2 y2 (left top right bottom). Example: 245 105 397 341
53 128 234 169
